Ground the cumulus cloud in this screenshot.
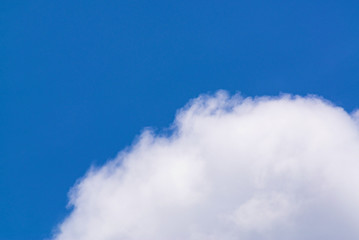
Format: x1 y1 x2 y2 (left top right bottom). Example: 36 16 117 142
52 91 359 240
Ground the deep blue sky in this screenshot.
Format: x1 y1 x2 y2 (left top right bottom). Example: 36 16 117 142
1 0 359 239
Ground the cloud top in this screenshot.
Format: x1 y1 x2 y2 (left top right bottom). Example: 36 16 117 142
52 92 359 240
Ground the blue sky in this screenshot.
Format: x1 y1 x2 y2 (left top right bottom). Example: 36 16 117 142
1 0 359 239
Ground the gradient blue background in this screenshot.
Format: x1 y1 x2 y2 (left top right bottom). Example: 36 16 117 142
1 0 359 239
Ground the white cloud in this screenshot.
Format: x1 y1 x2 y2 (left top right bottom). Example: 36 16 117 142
52 91 359 240
231 192 295 232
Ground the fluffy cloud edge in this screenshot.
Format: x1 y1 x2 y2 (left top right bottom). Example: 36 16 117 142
50 91 359 240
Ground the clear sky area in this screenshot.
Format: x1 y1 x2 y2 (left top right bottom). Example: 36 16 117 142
1 1 359 239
